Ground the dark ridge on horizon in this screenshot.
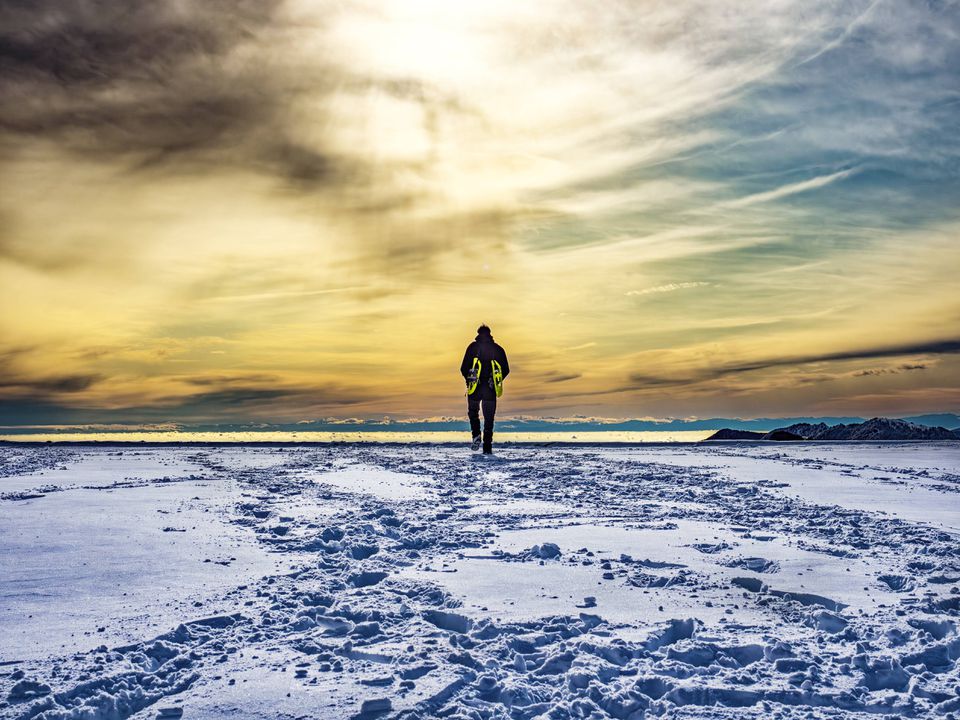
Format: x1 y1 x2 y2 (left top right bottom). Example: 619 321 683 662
704 417 960 442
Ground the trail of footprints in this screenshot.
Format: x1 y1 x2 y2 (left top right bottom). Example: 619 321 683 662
1 445 959 719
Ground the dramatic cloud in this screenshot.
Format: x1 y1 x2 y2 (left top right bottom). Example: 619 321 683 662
0 1 304 168
1 0 958 424
628 339 960 388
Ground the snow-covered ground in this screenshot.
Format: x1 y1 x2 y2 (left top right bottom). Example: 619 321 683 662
1 442 959 719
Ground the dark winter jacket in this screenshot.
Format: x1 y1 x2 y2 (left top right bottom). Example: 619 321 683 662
460 334 510 396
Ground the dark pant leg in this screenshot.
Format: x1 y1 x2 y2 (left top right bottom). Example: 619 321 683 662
467 397 481 439
481 398 496 452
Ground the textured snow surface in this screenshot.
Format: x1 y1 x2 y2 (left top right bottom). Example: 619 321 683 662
1 442 959 719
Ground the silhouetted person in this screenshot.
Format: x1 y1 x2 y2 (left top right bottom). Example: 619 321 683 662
460 325 509 454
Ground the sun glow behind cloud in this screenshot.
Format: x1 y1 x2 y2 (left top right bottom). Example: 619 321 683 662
1 0 958 425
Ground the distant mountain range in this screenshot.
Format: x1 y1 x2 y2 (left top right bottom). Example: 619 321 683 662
2 413 959 435
705 417 959 442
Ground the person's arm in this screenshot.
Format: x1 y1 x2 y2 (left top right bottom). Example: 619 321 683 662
460 343 475 378
499 346 510 379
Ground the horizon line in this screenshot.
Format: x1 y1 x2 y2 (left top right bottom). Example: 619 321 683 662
1 411 958 434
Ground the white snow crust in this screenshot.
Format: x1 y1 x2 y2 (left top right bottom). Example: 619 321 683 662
1 442 959 719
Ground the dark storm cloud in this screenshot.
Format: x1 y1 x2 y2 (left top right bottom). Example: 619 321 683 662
0 372 102 393
0 0 338 183
544 373 581 384
182 373 281 387
627 339 960 388
180 387 299 406
0 399 89 425
713 340 960 376
0 2 478 186
152 383 372 418
0 345 102 396
0 374 372 426
0 385 367 426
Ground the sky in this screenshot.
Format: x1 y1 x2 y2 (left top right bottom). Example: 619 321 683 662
1 0 959 427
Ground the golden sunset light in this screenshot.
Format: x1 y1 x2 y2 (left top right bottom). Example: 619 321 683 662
2 0 958 429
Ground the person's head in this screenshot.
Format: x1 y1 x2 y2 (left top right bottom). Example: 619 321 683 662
477 324 492 337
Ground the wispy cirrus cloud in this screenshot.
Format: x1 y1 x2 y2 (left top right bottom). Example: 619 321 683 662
626 282 710 297
719 168 858 209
